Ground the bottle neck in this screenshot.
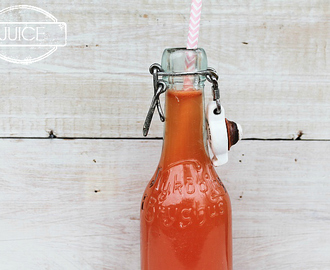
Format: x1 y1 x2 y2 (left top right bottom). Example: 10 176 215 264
159 86 210 167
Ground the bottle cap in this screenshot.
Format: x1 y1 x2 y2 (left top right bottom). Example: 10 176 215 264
206 101 228 166
206 101 243 166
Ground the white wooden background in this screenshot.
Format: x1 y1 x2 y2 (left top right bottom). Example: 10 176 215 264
0 0 329 269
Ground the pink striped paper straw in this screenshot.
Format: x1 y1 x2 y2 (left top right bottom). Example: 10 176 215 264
184 0 203 88
187 0 202 50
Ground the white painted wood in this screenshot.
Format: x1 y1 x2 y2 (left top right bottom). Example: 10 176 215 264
0 2 329 269
0 139 329 269
0 1 329 139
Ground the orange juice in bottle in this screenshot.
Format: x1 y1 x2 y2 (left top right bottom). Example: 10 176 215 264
141 48 234 270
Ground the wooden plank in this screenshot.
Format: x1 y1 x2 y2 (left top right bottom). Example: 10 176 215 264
0 139 329 269
0 72 329 139
0 1 330 139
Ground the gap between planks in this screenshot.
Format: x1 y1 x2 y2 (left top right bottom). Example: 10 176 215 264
0 137 328 142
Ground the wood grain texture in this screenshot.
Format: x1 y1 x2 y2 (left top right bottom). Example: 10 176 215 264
0 1 329 139
0 139 329 269
0 1 329 269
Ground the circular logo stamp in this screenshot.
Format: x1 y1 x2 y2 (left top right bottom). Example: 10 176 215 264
0 5 67 64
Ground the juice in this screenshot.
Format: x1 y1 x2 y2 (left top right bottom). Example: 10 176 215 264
140 88 232 270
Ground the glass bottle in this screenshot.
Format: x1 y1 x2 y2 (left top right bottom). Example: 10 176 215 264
141 48 232 270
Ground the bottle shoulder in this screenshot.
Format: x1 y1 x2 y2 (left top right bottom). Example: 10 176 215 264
147 159 228 197
141 159 230 228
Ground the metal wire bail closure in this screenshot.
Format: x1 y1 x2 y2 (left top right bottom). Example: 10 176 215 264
143 63 222 136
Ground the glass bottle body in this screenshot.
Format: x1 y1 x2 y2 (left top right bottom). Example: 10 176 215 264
140 48 232 270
